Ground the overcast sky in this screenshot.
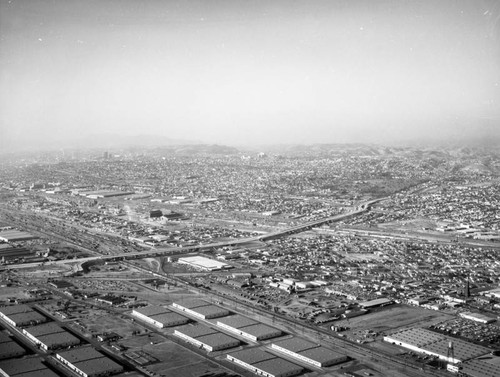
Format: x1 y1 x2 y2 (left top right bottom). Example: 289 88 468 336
1 0 499 149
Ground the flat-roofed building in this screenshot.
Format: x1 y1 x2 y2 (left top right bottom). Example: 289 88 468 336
0 230 38 242
217 315 282 341
384 328 490 363
459 312 496 324
56 346 123 377
424 338 490 364
0 305 47 327
0 356 59 377
177 256 233 271
227 348 303 377
131 306 189 328
358 298 393 309
174 324 239 352
271 337 348 367
22 322 80 351
0 332 25 360
172 300 230 320
460 357 500 377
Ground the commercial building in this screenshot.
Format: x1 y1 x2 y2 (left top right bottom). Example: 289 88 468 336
0 356 59 377
22 322 80 351
384 328 490 363
177 256 233 271
0 305 47 327
0 230 38 242
0 332 25 360
172 299 230 320
132 306 189 328
217 315 282 342
56 346 124 377
227 348 303 377
271 337 348 367
174 324 239 352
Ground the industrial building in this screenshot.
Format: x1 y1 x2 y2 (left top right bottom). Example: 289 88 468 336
0 332 25 360
217 315 283 341
459 357 500 377
172 299 230 319
132 305 189 328
0 230 38 242
174 323 240 352
459 312 496 324
0 244 35 261
22 322 80 351
271 337 348 367
358 298 393 309
177 256 232 271
0 305 47 327
227 348 303 377
0 356 59 377
56 346 124 377
384 328 490 363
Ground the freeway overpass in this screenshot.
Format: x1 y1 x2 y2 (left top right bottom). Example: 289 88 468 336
1 198 382 270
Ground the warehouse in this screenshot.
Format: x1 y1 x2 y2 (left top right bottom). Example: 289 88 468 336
459 357 500 377
0 356 59 377
459 312 496 324
217 315 283 341
0 332 25 360
132 306 189 328
0 305 47 327
0 244 35 261
0 230 38 242
227 348 303 377
174 324 240 352
424 338 491 363
177 256 232 271
172 299 230 319
358 298 393 309
271 337 348 367
56 346 124 377
384 328 490 363
22 322 80 351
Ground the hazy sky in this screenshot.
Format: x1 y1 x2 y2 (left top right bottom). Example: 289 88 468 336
1 0 499 149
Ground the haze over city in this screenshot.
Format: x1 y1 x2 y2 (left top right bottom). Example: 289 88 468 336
1 0 500 151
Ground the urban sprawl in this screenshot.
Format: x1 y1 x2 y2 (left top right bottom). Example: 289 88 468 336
0 143 499 377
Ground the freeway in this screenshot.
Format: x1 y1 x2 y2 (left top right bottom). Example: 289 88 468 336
0 198 381 270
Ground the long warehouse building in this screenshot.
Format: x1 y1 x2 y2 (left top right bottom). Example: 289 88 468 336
227 348 303 377
22 322 80 351
172 299 230 320
384 328 490 363
271 337 348 368
217 315 282 342
174 323 240 352
56 346 123 377
0 356 59 377
0 305 47 327
132 305 189 328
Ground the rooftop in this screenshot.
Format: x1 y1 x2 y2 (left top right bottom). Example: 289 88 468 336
253 358 303 376
272 337 318 353
175 324 218 338
57 346 104 363
227 348 276 365
217 315 257 329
